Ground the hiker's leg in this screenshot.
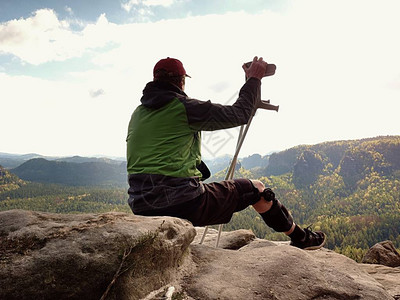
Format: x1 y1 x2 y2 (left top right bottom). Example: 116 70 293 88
251 180 295 234
185 178 273 226
251 179 326 250
181 179 258 226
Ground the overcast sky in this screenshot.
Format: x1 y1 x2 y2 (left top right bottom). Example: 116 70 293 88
1 0 399 159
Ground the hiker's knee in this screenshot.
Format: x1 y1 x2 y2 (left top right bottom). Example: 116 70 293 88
249 181 295 232
250 180 274 213
251 179 264 193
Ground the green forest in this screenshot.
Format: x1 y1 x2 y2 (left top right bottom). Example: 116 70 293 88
1 135 399 262
212 136 400 262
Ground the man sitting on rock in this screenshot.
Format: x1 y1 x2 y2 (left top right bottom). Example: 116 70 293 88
126 56 326 250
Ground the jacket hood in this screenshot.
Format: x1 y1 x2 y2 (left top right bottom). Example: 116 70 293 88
140 80 187 109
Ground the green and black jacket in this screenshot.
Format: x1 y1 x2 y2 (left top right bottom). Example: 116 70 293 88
126 77 261 213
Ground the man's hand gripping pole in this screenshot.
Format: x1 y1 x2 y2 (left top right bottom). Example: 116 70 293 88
244 60 279 113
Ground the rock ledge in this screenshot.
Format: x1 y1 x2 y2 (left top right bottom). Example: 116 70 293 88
1 210 399 300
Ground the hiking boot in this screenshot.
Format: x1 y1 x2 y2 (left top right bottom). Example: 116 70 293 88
290 227 326 250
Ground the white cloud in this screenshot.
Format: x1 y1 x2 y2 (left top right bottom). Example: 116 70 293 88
0 72 129 156
1 1 399 157
64 6 73 15
121 0 175 13
89 88 105 98
143 0 175 7
0 9 116 65
121 0 139 13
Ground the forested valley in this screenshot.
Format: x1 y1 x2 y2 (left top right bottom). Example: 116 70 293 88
1 135 399 262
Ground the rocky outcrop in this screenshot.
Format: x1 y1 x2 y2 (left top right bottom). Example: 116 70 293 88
0 210 195 300
193 227 258 249
190 228 399 300
362 240 400 267
187 243 391 300
359 264 400 299
1 210 399 300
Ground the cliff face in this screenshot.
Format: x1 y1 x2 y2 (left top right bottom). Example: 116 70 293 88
0 210 399 300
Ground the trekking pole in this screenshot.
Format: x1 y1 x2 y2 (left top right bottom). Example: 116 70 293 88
200 61 278 247
211 102 278 247
213 123 246 247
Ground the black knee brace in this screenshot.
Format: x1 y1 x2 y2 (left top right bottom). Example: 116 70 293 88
260 198 294 232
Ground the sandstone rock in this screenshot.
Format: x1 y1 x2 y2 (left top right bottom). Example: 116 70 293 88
1 210 397 300
239 238 278 250
184 244 393 300
362 240 400 267
359 263 400 298
193 227 256 249
0 209 195 300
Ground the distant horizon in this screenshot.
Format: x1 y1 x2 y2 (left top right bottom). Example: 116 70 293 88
2 134 399 162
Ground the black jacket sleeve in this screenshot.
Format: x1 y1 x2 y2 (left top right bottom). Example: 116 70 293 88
181 77 261 131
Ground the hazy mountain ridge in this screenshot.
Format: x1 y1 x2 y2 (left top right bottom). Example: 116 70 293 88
11 158 127 187
265 135 400 177
203 153 269 175
2 135 399 189
2 152 269 186
0 152 125 169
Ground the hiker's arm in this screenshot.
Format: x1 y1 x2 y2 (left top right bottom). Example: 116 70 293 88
183 56 268 131
183 78 260 131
